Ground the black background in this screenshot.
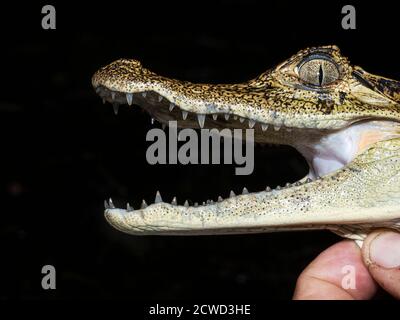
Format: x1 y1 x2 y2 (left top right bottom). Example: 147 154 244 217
1 1 398 300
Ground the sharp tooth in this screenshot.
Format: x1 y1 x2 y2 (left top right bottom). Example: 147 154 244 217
158 95 163 102
162 123 166 130
111 92 116 100
104 200 109 209
239 117 245 123
109 198 115 209
294 181 301 186
230 190 236 198
218 196 223 202
266 186 271 192
194 202 199 207
248 119 255 128
151 118 155 125
261 124 268 131
206 200 211 205
285 183 291 187
242 187 249 194
171 197 177 205
126 93 133 105
224 114 230 120
155 191 163 203
197 114 206 128
182 110 188 120
127 203 133 211
169 103 175 111
142 92 147 98
233 115 238 120
141 200 148 209
306 178 312 183
212 114 218 120
184 200 189 207
113 103 119 115
274 125 281 131
276 185 281 190
202 201 206 206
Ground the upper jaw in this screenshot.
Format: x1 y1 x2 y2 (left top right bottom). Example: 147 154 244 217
91 50 400 165
94 84 309 146
92 57 400 175
92 58 357 132
92 45 400 137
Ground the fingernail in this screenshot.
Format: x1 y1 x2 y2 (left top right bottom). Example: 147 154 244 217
370 232 400 268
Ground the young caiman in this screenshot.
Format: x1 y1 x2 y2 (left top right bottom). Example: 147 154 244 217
92 45 400 244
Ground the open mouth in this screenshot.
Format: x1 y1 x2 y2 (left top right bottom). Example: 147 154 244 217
93 83 399 235
91 46 400 237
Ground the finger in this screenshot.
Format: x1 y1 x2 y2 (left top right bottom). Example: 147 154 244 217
293 240 377 300
361 230 400 299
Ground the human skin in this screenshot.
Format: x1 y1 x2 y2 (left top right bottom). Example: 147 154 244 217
293 230 400 299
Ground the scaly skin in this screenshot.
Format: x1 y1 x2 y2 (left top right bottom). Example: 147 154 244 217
92 45 400 241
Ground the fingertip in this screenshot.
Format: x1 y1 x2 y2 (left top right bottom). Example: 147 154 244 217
294 240 377 300
362 230 400 299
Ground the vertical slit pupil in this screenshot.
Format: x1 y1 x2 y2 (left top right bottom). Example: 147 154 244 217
318 64 324 85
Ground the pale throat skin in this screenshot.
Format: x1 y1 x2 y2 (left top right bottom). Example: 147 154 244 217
92 45 400 244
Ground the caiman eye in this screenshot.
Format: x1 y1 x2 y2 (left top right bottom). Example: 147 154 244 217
298 58 339 87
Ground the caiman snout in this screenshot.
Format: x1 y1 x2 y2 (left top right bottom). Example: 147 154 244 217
92 45 400 239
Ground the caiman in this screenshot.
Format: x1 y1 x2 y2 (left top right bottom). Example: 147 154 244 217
92 45 400 245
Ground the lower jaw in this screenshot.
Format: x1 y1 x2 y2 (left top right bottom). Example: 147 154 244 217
101 120 400 235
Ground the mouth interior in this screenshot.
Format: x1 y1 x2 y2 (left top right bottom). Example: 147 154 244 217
95 85 399 206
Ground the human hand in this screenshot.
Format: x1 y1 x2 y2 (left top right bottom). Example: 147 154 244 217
293 230 400 299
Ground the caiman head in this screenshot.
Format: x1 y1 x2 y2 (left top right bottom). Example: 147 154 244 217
92 45 400 242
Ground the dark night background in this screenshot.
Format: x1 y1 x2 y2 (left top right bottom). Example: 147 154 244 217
0 1 398 300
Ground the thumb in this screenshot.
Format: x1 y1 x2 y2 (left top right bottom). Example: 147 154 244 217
362 230 400 299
